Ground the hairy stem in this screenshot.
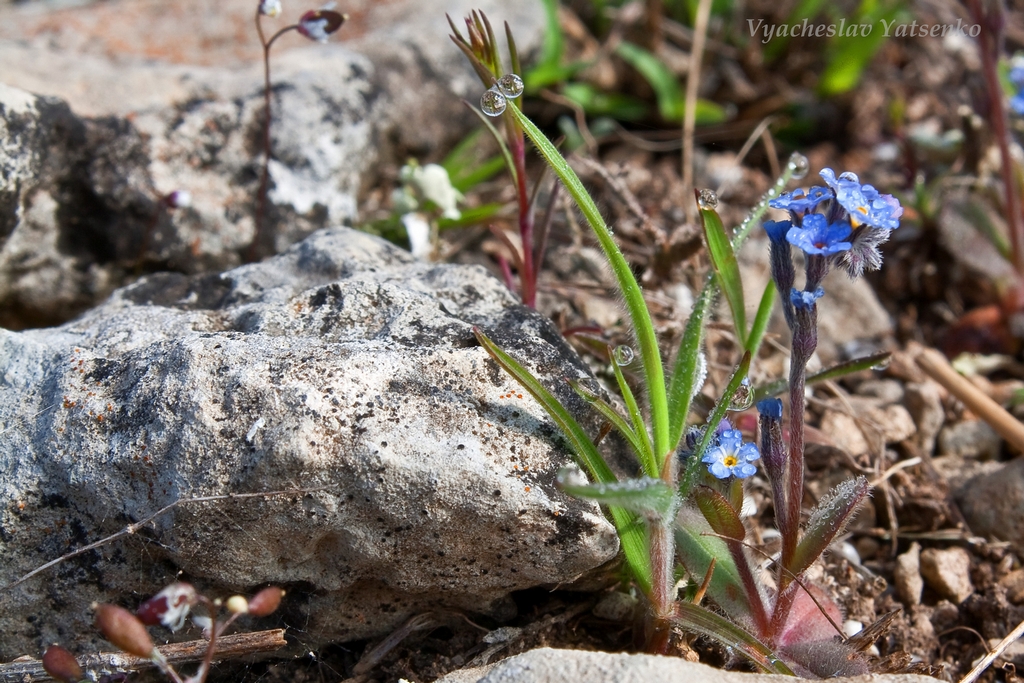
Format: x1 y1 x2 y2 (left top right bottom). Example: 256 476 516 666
509 131 536 307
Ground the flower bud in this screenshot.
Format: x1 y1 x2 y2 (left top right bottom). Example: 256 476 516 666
246 587 284 617
42 645 84 683
164 190 191 209
93 603 156 659
137 582 198 632
225 595 249 614
297 10 346 42
258 0 282 17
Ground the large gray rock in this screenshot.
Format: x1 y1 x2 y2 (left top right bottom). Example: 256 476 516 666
432 648 939 683
0 0 544 328
0 228 619 660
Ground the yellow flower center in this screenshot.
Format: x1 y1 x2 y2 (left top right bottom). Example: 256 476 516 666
723 455 738 468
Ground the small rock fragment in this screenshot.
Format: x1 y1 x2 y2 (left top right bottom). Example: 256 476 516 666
998 568 1024 604
905 381 945 455
919 547 974 603
957 459 1024 550
592 591 639 622
876 404 917 444
855 379 904 405
820 410 870 456
894 542 924 606
939 420 1002 460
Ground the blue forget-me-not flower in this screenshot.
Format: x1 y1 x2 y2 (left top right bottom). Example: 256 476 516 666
703 429 760 479
785 214 852 256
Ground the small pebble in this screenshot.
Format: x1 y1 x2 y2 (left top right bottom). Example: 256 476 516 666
919 547 973 603
998 568 1024 604
894 542 924 606
938 420 1002 460
957 459 1024 550
855 379 904 404
905 381 944 456
592 591 638 622
876 404 917 444
820 410 870 456
937 419 1003 462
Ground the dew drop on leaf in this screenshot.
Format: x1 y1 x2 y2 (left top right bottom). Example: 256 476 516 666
788 152 809 180
871 355 891 371
497 74 524 99
696 189 718 210
612 345 635 366
480 88 507 116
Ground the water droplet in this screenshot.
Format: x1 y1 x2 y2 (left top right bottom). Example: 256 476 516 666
480 88 507 117
496 74 524 99
871 355 891 371
612 345 635 366
727 377 753 411
788 152 809 180
696 189 718 210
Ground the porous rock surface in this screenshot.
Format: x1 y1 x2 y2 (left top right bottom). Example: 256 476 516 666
432 647 940 683
0 0 544 328
0 228 619 660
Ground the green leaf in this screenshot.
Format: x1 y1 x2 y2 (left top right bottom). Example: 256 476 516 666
746 280 776 356
474 328 653 594
569 379 647 461
753 352 891 402
674 505 752 620
506 105 672 474
701 206 747 348
504 21 521 77
437 202 504 231
790 476 869 577
693 485 745 541
667 278 714 451
560 82 649 121
610 355 657 477
679 352 752 499
672 602 795 675
615 41 682 122
538 0 563 72
465 104 518 189
450 156 506 193
475 328 613 484
558 472 676 520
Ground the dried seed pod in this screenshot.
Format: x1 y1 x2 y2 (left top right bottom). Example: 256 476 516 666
42 645 84 683
93 603 156 659
247 587 285 617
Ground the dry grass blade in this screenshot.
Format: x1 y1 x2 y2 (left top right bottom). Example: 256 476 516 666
958 617 1024 683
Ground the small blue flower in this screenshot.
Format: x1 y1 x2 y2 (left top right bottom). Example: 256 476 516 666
1012 93 1024 116
785 214 852 255
1012 65 1024 89
702 429 760 479
769 186 831 215
756 397 783 419
820 169 902 230
790 287 824 309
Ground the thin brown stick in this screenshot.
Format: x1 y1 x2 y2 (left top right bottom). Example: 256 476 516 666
2 487 337 593
0 630 286 683
915 347 1024 453
959 618 1024 683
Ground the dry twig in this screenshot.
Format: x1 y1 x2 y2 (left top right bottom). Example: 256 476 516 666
0 630 287 683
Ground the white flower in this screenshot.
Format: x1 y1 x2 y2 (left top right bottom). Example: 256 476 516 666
259 0 282 17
